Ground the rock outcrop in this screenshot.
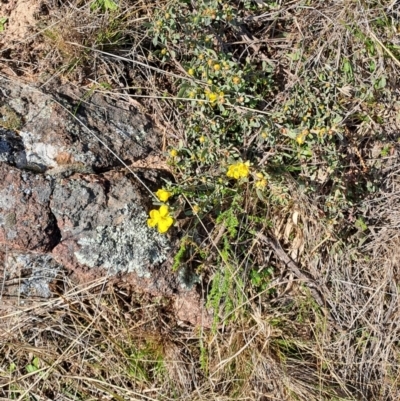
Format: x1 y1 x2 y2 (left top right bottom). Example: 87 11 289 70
0 78 210 327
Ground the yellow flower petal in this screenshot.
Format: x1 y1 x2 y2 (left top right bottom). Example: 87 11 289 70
207 92 218 103
147 209 160 228
232 76 241 84
255 179 267 189
156 189 172 202
148 205 173 233
159 204 169 217
149 209 160 219
158 216 174 233
296 134 305 145
227 161 250 180
147 218 157 227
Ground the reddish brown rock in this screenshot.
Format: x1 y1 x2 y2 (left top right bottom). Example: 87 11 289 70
49 171 171 287
0 163 59 252
0 77 210 327
0 76 161 172
0 162 210 326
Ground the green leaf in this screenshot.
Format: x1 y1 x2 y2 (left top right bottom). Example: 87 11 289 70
355 218 368 232
104 0 118 11
90 0 118 12
256 188 267 202
0 17 7 32
26 356 40 373
287 51 301 61
26 364 38 373
152 35 159 47
8 362 16 373
342 58 353 80
375 75 386 89
177 83 189 98
32 357 40 368
369 60 376 72
285 129 297 139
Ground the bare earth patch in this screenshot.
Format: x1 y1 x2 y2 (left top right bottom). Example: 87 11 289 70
0 0 40 43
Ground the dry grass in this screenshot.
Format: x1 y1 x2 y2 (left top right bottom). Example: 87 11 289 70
1 0 400 400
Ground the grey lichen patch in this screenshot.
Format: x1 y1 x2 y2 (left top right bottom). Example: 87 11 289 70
0 105 22 131
115 122 147 143
0 186 16 210
50 174 171 277
75 209 170 277
0 209 18 240
4 212 16 228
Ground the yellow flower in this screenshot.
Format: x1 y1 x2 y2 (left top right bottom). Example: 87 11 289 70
214 64 221 71
226 161 250 180
199 136 205 143
147 205 174 234
192 204 200 214
161 48 167 55
296 134 305 145
296 130 308 145
188 68 195 76
256 179 267 189
232 76 241 85
207 92 218 104
156 188 172 202
170 149 178 157
255 173 267 189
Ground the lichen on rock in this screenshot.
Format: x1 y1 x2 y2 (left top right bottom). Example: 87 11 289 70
75 209 170 277
50 173 170 277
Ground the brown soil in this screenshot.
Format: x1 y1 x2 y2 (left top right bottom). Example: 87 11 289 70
0 0 40 43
